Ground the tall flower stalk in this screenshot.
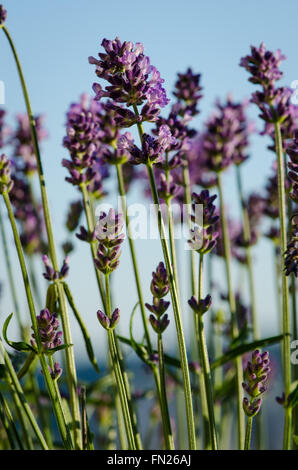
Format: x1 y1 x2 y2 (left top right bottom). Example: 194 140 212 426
0 156 73 449
146 262 174 449
188 190 219 449
240 43 292 448
0 20 81 448
242 350 271 450
95 209 137 450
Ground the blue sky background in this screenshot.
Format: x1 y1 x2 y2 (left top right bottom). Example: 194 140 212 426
0 1 297 365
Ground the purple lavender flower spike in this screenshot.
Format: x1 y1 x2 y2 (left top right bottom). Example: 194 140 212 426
0 109 9 149
173 68 203 117
198 97 252 173
0 154 13 193
89 38 169 122
146 262 171 335
150 262 169 299
0 5 7 23
31 309 63 352
188 294 212 315
188 190 219 255
42 254 70 281
94 209 125 274
97 308 120 330
242 349 271 417
240 43 285 89
97 309 110 330
50 362 63 381
76 225 96 243
149 313 169 334
240 44 292 132
62 94 109 190
110 308 120 329
66 200 83 232
11 114 47 175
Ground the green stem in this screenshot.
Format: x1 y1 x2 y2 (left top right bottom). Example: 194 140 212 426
56 281 82 449
0 207 23 334
146 162 196 449
244 416 253 450
115 163 152 350
105 274 136 450
132 105 196 449
1 192 72 449
235 165 259 340
217 173 245 449
0 390 23 449
1 25 81 446
0 340 48 450
80 181 142 448
274 122 292 450
80 183 106 311
158 333 175 449
182 162 197 296
197 254 218 450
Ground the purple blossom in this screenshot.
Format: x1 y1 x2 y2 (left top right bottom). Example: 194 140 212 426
0 109 9 149
42 254 69 281
97 308 120 330
240 44 292 128
0 153 13 193
242 349 271 417
127 125 175 165
89 37 169 122
62 94 108 187
76 225 96 243
188 294 212 315
284 217 298 277
0 5 7 23
240 43 285 89
188 190 219 254
31 309 63 352
65 200 83 232
11 114 47 174
200 97 252 173
10 175 46 254
173 68 203 116
146 262 170 335
94 209 125 274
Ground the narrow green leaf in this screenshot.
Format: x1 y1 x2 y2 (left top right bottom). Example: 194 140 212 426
211 334 284 370
2 313 36 353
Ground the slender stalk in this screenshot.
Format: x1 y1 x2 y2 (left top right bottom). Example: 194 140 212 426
1 191 72 449
105 274 136 450
274 122 292 450
5 373 33 449
0 207 23 334
80 182 106 311
197 254 218 449
115 164 151 349
1 25 81 446
182 162 197 296
81 181 142 449
116 162 174 449
166 201 180 298
157 333 175 449
235 165 259 340
244 416 253 450
132 106 196 449
56 281 81 448
0 391 23 449
217 172 245 449
0 340 49 450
